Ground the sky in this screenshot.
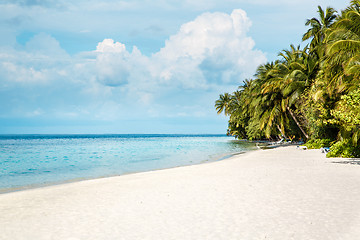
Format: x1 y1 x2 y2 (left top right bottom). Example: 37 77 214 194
0 0 350 134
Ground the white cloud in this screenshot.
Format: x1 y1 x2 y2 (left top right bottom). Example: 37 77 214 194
86 9 266 94
0 33 71 85
153 9 266 87
0 8 266 124
1 61 47 83
95 52 130 87
95 39 127 53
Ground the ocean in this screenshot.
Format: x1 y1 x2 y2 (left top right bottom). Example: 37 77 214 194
0 134 256 192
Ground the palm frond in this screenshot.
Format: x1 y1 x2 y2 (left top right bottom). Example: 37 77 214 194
327 39 360 55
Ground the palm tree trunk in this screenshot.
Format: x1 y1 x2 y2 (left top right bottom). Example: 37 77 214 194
287 106 309 139
276 125 286 139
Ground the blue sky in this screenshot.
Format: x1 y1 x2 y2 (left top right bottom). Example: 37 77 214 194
0 0 349 134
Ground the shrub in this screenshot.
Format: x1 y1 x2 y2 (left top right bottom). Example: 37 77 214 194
326 140 360 158
304 139 333 149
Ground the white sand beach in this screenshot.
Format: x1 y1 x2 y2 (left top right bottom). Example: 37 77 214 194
1 146 360 240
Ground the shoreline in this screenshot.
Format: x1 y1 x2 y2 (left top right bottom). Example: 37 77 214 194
0 135 255 194
0 149 253 195
1 146 360 239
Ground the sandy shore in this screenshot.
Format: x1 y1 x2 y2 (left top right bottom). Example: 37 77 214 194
1 146 360 240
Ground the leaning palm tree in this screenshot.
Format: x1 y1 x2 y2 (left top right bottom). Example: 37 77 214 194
251 62 290 139
258 89 289 139
261 45 313 139
280 46 319 139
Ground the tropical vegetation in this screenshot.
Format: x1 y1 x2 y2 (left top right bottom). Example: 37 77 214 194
215 0 360 158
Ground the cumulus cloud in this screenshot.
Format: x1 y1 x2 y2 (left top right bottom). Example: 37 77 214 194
0 8 266 127
77 8 267 115
95 39 127 53
0 33 70 85
94 39 131 87
88 9 266 92
153 9 266 87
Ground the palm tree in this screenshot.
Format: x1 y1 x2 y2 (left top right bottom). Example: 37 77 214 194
302 6 337 58
281 46 319 139
322 0 360 147
260 45 312 139
215 93 232 115
326 0 360 91
227 88 249 138
344 55 360 78
213 1 359 157
251 62 290 139
308 1 360 108
215 82 255 139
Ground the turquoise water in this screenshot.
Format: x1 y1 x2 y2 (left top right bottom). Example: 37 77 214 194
0 134 256 192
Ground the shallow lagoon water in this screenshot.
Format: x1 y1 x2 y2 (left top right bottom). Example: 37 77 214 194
0 134 256 192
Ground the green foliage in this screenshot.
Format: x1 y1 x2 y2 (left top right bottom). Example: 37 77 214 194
214 1 360 158
303 139 333 149
331 89 360 146
331 89 360 125
327 139 360 158
245 120 265 140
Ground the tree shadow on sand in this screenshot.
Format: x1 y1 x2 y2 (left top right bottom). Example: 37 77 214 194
332 159 360 166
